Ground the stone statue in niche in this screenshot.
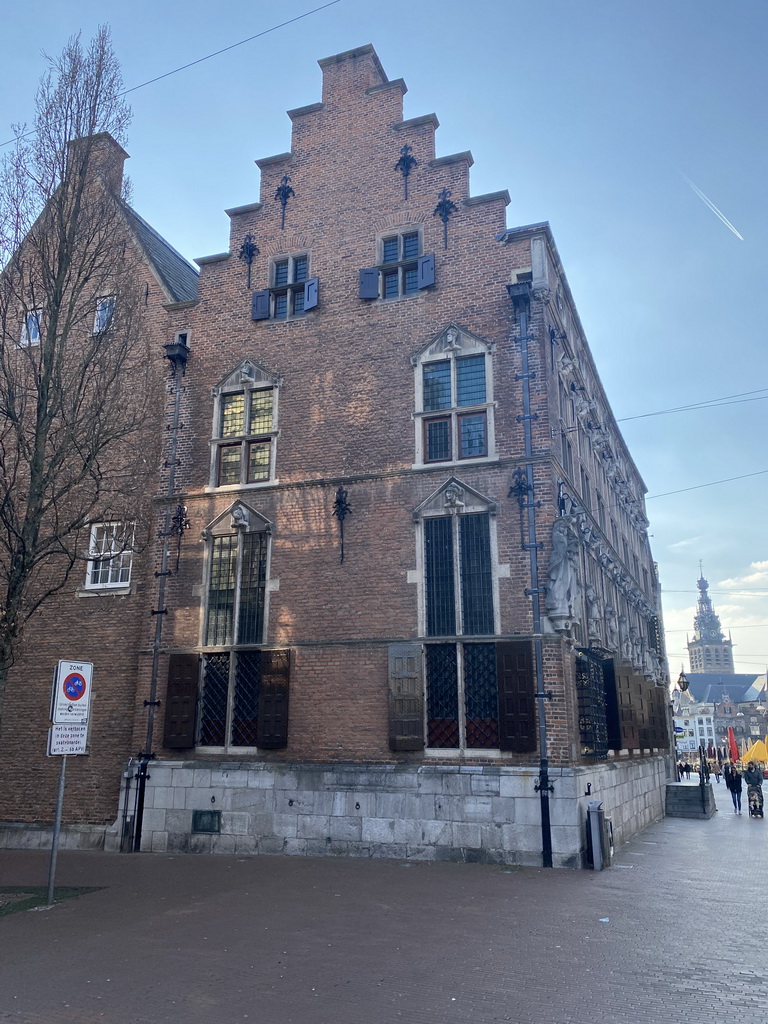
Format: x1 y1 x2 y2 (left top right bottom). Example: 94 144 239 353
605 604 620 652
630 628 644 669
544 516 581 632
618 614 632 663
585 584 602 641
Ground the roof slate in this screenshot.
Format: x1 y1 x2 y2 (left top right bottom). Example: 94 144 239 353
122 204 198 303
685 673 765 704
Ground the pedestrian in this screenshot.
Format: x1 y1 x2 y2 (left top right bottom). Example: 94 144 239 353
743 761 764 817
685 762 692 780
714 764 722 783
725 764 743 813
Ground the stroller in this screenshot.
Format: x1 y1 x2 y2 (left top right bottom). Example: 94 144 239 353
747 784 764 818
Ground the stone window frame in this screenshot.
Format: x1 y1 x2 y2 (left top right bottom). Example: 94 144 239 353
197 500 275 751
208 360 281 491
411 478 508 756
411 325 496 469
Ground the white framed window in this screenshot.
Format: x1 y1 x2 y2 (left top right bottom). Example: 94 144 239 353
85 522 134 589
413 326 495 466
93 295 116 334
210 361 280 488
20 309 42 347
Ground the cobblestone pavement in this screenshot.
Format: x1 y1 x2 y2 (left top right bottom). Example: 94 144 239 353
0 780 766 1024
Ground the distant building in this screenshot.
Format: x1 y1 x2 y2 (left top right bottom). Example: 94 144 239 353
687 574 734 672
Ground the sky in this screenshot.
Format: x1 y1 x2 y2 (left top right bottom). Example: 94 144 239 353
1 0 766 673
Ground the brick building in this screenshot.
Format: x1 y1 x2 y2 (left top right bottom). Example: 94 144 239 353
0 46 671 867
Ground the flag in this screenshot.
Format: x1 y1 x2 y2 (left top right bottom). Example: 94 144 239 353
728 727 740 763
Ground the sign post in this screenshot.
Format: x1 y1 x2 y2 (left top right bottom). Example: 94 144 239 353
46 660 93 906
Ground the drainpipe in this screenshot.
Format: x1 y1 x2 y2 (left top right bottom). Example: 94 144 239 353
132 335 189 852
508 282 554 868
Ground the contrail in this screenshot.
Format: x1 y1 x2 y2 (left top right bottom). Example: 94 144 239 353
681 172 744 240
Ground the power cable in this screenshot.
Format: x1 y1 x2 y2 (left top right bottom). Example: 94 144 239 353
0 1 344 149
617 388 768 423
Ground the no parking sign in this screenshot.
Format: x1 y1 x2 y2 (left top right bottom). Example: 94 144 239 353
51 660 93 725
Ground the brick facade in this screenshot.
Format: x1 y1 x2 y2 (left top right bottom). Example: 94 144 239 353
0 46 672 866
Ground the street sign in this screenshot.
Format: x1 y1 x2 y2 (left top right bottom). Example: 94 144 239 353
48 723 88 756
51 660 93 725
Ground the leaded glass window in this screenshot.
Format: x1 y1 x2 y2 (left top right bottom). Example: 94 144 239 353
420 350 490 464
214 386 275 486
199 517 271 749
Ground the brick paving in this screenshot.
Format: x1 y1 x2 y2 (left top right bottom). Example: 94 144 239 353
0 780 766 1024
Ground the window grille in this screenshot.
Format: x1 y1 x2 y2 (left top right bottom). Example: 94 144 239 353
576 648 611 759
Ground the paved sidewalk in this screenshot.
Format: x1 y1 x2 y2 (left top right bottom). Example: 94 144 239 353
1 779 766 1024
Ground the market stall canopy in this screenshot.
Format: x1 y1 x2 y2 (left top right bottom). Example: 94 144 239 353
740 739 768 764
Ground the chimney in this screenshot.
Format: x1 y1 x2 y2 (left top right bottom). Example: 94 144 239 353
66 132 129 195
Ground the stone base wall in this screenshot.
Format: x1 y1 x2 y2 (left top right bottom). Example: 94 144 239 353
0 757 668 866
0 821 113 852
127 757 668 868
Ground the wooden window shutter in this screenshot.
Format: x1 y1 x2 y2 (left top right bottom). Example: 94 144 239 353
251 290 270 320
359 267 379 300
417 253 435 289
163 653 200 749
303 277 319 310
497 640 537 752
256 649 290 749
388 643 425 751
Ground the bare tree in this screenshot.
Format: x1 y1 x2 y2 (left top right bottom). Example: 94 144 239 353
0 28 158 721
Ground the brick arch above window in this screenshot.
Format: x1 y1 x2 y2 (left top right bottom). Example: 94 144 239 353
262 233 315 257
371 210 432 232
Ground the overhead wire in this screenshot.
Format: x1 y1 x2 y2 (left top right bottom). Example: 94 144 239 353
0 1 344 149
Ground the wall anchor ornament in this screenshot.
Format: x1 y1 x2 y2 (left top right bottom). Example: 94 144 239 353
274 175 295 230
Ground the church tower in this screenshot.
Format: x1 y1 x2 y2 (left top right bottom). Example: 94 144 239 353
687 570 734 673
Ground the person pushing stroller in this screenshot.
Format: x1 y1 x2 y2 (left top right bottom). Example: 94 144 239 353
743 762 764 818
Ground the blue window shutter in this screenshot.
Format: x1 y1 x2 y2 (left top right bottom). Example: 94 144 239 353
252 290 270 321
418 253 435 289
359 267 379 300
304 277 319 310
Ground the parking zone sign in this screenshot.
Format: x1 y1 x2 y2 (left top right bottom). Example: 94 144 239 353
51 660 93 725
